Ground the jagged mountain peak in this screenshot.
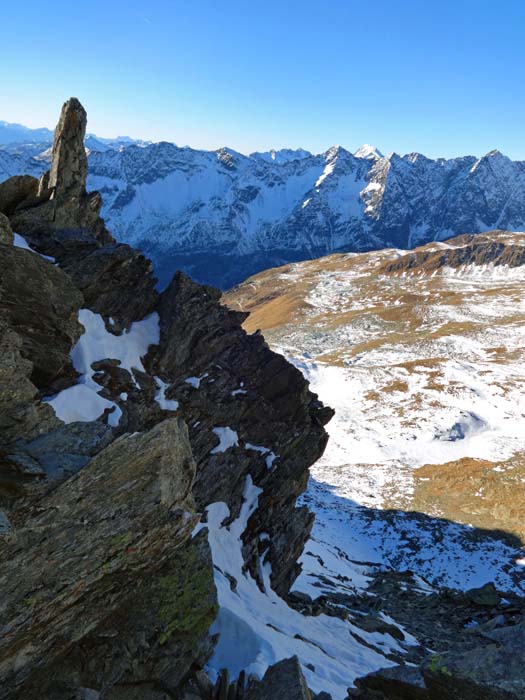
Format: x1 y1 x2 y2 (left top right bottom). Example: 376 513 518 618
250 147 312 164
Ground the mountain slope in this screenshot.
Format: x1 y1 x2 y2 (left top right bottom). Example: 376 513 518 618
225 231 525 593
2 135 525 288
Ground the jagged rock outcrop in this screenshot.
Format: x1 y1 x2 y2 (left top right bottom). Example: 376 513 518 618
246 657 312 700
181 656 330 700
10 97 112 248
45 96 88 199
380 231 525 275
153 271 332 593
0 98 332 698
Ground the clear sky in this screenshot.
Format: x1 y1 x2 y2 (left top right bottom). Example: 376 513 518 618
2 0 525 158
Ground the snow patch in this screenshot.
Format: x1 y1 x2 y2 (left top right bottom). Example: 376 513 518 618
211 427 239 454
185 373 209 388
154 377 179 411
46 309 159 426
13 232 56 262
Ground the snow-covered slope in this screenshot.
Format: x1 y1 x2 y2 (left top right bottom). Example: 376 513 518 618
3 132 525 288
225 231 525 598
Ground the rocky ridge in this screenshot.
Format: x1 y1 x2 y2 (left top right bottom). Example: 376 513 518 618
0 99 332 698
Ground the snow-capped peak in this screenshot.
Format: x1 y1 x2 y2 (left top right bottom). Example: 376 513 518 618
353 144 383 160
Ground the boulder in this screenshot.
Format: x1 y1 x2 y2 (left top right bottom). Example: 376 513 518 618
0 175 38 215
465 582 500 608
0 419 217 699
349 666 428 699
247 657 311 700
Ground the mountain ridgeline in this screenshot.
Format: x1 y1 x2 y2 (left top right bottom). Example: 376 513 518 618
1 125 525 288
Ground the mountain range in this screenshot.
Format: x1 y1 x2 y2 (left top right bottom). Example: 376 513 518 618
2 120 525 288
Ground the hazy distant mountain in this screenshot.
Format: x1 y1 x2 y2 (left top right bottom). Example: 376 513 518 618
0 120 53 144
0 119 147 152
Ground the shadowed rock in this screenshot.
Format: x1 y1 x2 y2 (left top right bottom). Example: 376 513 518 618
0 175 38 216
246 657 312 700
0 213 13 244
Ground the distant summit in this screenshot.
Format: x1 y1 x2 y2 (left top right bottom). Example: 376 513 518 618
250 147 312 164
353 143 383 160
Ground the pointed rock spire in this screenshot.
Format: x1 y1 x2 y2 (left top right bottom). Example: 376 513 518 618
47 97 88 199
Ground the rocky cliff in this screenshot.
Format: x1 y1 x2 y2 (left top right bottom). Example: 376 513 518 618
0 99 332 699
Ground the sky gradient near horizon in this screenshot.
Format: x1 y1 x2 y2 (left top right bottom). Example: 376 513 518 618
2 0 525 159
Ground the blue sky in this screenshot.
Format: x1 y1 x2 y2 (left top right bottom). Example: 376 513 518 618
2 0 525 158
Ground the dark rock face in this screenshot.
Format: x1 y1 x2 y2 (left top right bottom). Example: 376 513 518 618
0 213 13 244
63 242 159 330
0 244 83 391
246 656 312 700
154 271 332 594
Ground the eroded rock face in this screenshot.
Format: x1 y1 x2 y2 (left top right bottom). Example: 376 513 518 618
154 271 332 594
0 244 83 391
